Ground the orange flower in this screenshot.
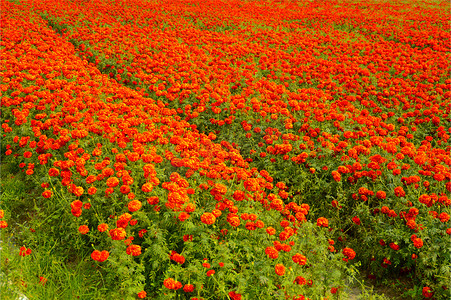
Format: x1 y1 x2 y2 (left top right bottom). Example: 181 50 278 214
274 263 285 276
98 250 109 262
265 246 279 259
0 220 8 228
106 177 119 188
91 250 101 261
109 228 126 240
331 171 341 182
342 247 356 261
42 190 52 198
128 200 142 212
316 217 329 227
78 225 89 235
292 253 307 265
97 223 108 232
126 244 142 256
178 212 190 222
200 212 216 225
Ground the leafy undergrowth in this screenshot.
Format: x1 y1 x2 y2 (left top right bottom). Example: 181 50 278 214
1 0 450 299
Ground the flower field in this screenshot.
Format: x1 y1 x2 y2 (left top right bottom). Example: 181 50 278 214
1 0 450 299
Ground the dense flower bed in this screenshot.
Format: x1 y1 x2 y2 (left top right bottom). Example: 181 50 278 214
1 0 450 299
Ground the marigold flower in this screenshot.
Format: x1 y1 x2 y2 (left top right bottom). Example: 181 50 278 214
0 220 8 228
91 250 101 261
170 251 185 264
184 203 196 212
265 246 279 259
126 244 142 256
200 212 216 225
48 168 60 177
413 238 423 249
342 247 356 261
137 291 147 298
206 269 215 277
389 242 400 251
183 284 194 293
294 276 306 285
78 225 89 235
110 228 126 240
147 196 159 205
292 253 307 265
0 210 4 219
331 171 341 182
163 278 181 290
141 182 153 193
376 191 386 199
87 186 97 195
394 186 405 197
439 212 450 223
178 212 190 222
316 217 329 227
128 200 142 212
42 190 52 198
97 223 108 232
106 177 119 188
274 263 285 276
422 287 433 298
352 216 361 225
228 291 242 300
99 251 109 262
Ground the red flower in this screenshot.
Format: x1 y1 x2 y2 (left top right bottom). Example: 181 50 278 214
389 243 400 251
178 212 190 222
342 247 356 261
206 269 215 277
422 287 433 298
137 291 147 298
352 216 361 225
228 291 242 300
413 238 423 249
394 186 406 197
